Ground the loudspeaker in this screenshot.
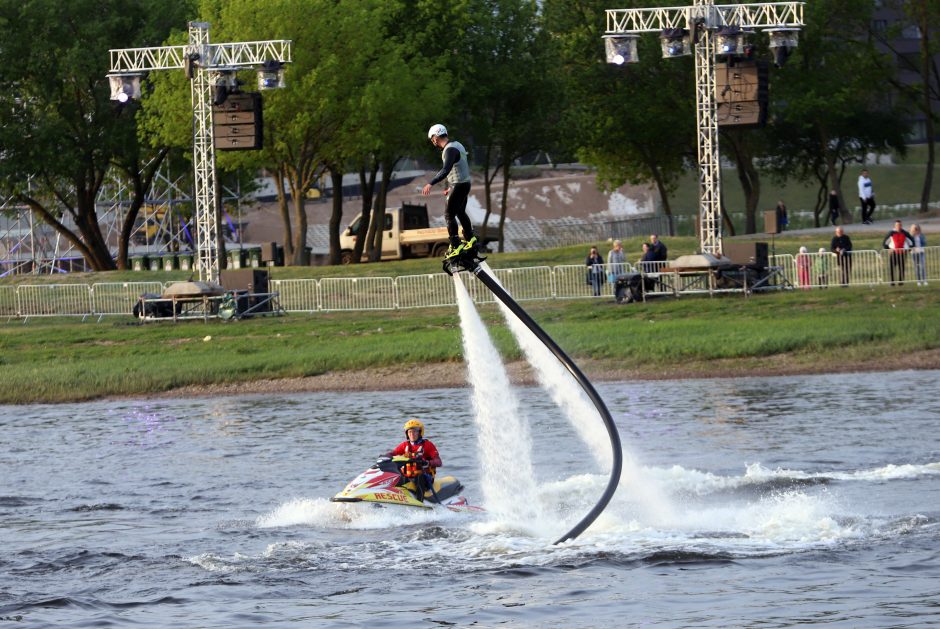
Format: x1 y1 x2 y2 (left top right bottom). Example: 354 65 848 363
723 241 769 268
260 242 278 263
763 210 779 234
716 60 768 128
220 268 270 313
717 101 766 126
213 92 263 151
220 268 268 292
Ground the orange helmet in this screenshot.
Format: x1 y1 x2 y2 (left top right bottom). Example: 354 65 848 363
403 418 424 439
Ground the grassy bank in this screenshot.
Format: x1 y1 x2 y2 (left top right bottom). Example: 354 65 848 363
1 284 937 404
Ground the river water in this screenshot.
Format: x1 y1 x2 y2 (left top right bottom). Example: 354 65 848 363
2 370 939 628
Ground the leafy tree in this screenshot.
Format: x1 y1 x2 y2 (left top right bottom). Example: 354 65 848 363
0 0 192 270
543 0 696 221
870 0 940 214
218 0 384 266
347 0 458 264
763 0 909 226
461 0 563 252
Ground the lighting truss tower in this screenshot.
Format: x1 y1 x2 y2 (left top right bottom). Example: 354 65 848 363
605 2 803 255
108 22 290 284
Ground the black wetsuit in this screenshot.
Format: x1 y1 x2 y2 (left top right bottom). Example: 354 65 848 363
429 141 474 246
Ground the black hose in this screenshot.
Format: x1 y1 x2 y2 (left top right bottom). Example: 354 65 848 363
468 264 623 544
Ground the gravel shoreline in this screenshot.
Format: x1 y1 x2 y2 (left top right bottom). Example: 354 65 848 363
146 350 940 400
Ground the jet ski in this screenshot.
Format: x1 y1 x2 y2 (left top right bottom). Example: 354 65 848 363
331 455 482 512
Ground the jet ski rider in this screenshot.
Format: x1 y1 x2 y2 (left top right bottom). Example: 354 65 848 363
386 419 442 503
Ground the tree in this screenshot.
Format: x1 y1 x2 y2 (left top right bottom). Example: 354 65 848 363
346 0 458 264
0 0 193 270
871 0 940 214
763 0 909 226
215 0 387 266
462 0 563 252
543 0 697 222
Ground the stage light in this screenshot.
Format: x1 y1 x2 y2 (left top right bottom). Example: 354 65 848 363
107 74 142 102
257 60 286 90
715 26 746 56
603 34 640 65
660 28 691 58
765 27 800 67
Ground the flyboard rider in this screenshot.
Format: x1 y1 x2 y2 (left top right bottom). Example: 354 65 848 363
422 124 478 260
385 419 442 503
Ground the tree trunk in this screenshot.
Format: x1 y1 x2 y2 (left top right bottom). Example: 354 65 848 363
116 149 169 270
479 144 498 244
355 162 378 263
19 196 95 265
327 167 344 265
919 7 935 213
497 162 510 253
74 187 115 271
274 168 293 261
368 161 396 263
723 129 760 234
638 146 673 220
290 183 309 266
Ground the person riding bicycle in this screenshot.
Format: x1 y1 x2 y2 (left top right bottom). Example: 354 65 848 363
386 418 442 502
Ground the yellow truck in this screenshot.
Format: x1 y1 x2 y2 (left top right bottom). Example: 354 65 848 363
339 203 490 264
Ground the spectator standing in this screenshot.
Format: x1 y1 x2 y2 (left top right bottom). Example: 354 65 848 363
637 243 655 272
607 240 626 283
776 200 789 231
585 246 604 297
830 226 853 286
796 246 812 289
828 190 841 226
814 247 830 288
910 223 927 286
858 169 876 224
649 233 668 262
883 220 914 286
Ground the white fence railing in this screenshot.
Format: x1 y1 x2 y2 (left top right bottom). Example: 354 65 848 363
0 247 937 319
771 246 939 289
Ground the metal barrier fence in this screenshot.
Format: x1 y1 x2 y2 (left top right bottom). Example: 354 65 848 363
91 282 165 316
0 285 16 317
490 266 554 302
17 284 93 319
771 246 939 289
319 277 396 312
396 273 459 309
270 278 319 312
1 246 937 319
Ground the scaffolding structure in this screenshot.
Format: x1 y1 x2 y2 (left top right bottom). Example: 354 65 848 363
108 21 290 284
605 1 804 255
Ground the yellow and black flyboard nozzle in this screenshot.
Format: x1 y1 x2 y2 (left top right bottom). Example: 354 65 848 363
442 248 485 276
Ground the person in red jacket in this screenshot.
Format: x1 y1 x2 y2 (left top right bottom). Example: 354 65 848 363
883 220 914 286
387 418 442 502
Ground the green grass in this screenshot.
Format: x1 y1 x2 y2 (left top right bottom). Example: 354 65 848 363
1 282 937 404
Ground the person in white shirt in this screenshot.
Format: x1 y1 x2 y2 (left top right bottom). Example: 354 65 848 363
858 169 875 224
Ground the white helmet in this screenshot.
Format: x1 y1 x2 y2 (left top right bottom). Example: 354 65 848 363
427 123 447 140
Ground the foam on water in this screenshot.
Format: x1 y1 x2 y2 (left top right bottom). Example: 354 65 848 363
255 497 461 530
480 262 675 526
452 272 549 536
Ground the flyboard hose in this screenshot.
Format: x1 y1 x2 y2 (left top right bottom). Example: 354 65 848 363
447 253 623 545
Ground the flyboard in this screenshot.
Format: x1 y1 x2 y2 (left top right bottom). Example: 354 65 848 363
443 245 624 545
